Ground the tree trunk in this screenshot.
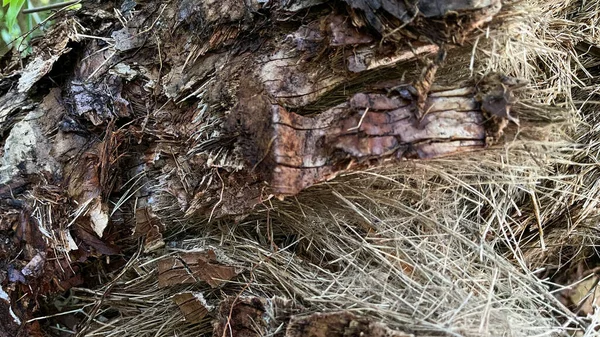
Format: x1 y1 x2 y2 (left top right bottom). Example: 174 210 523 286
0 0 544 336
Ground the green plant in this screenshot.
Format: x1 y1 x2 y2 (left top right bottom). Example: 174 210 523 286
2 0 26 33
0 0 69 55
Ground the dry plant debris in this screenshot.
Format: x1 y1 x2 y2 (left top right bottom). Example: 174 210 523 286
0 0 598 336
157 250 243 288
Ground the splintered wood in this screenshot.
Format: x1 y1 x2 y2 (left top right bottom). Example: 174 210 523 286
264 79 516 196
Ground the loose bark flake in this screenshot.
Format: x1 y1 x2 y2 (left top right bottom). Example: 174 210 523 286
173 291 213 323
17 19 78 93
134 207 165 252
157 250 243 288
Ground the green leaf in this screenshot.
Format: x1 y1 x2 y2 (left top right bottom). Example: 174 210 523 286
2 0 10 7
5 0 26 33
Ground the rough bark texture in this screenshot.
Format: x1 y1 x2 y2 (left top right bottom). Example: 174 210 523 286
264 76 521 196
0 0 526 335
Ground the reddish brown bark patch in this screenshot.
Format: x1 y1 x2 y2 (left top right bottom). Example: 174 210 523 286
235 71 520 198
267 88 489 196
